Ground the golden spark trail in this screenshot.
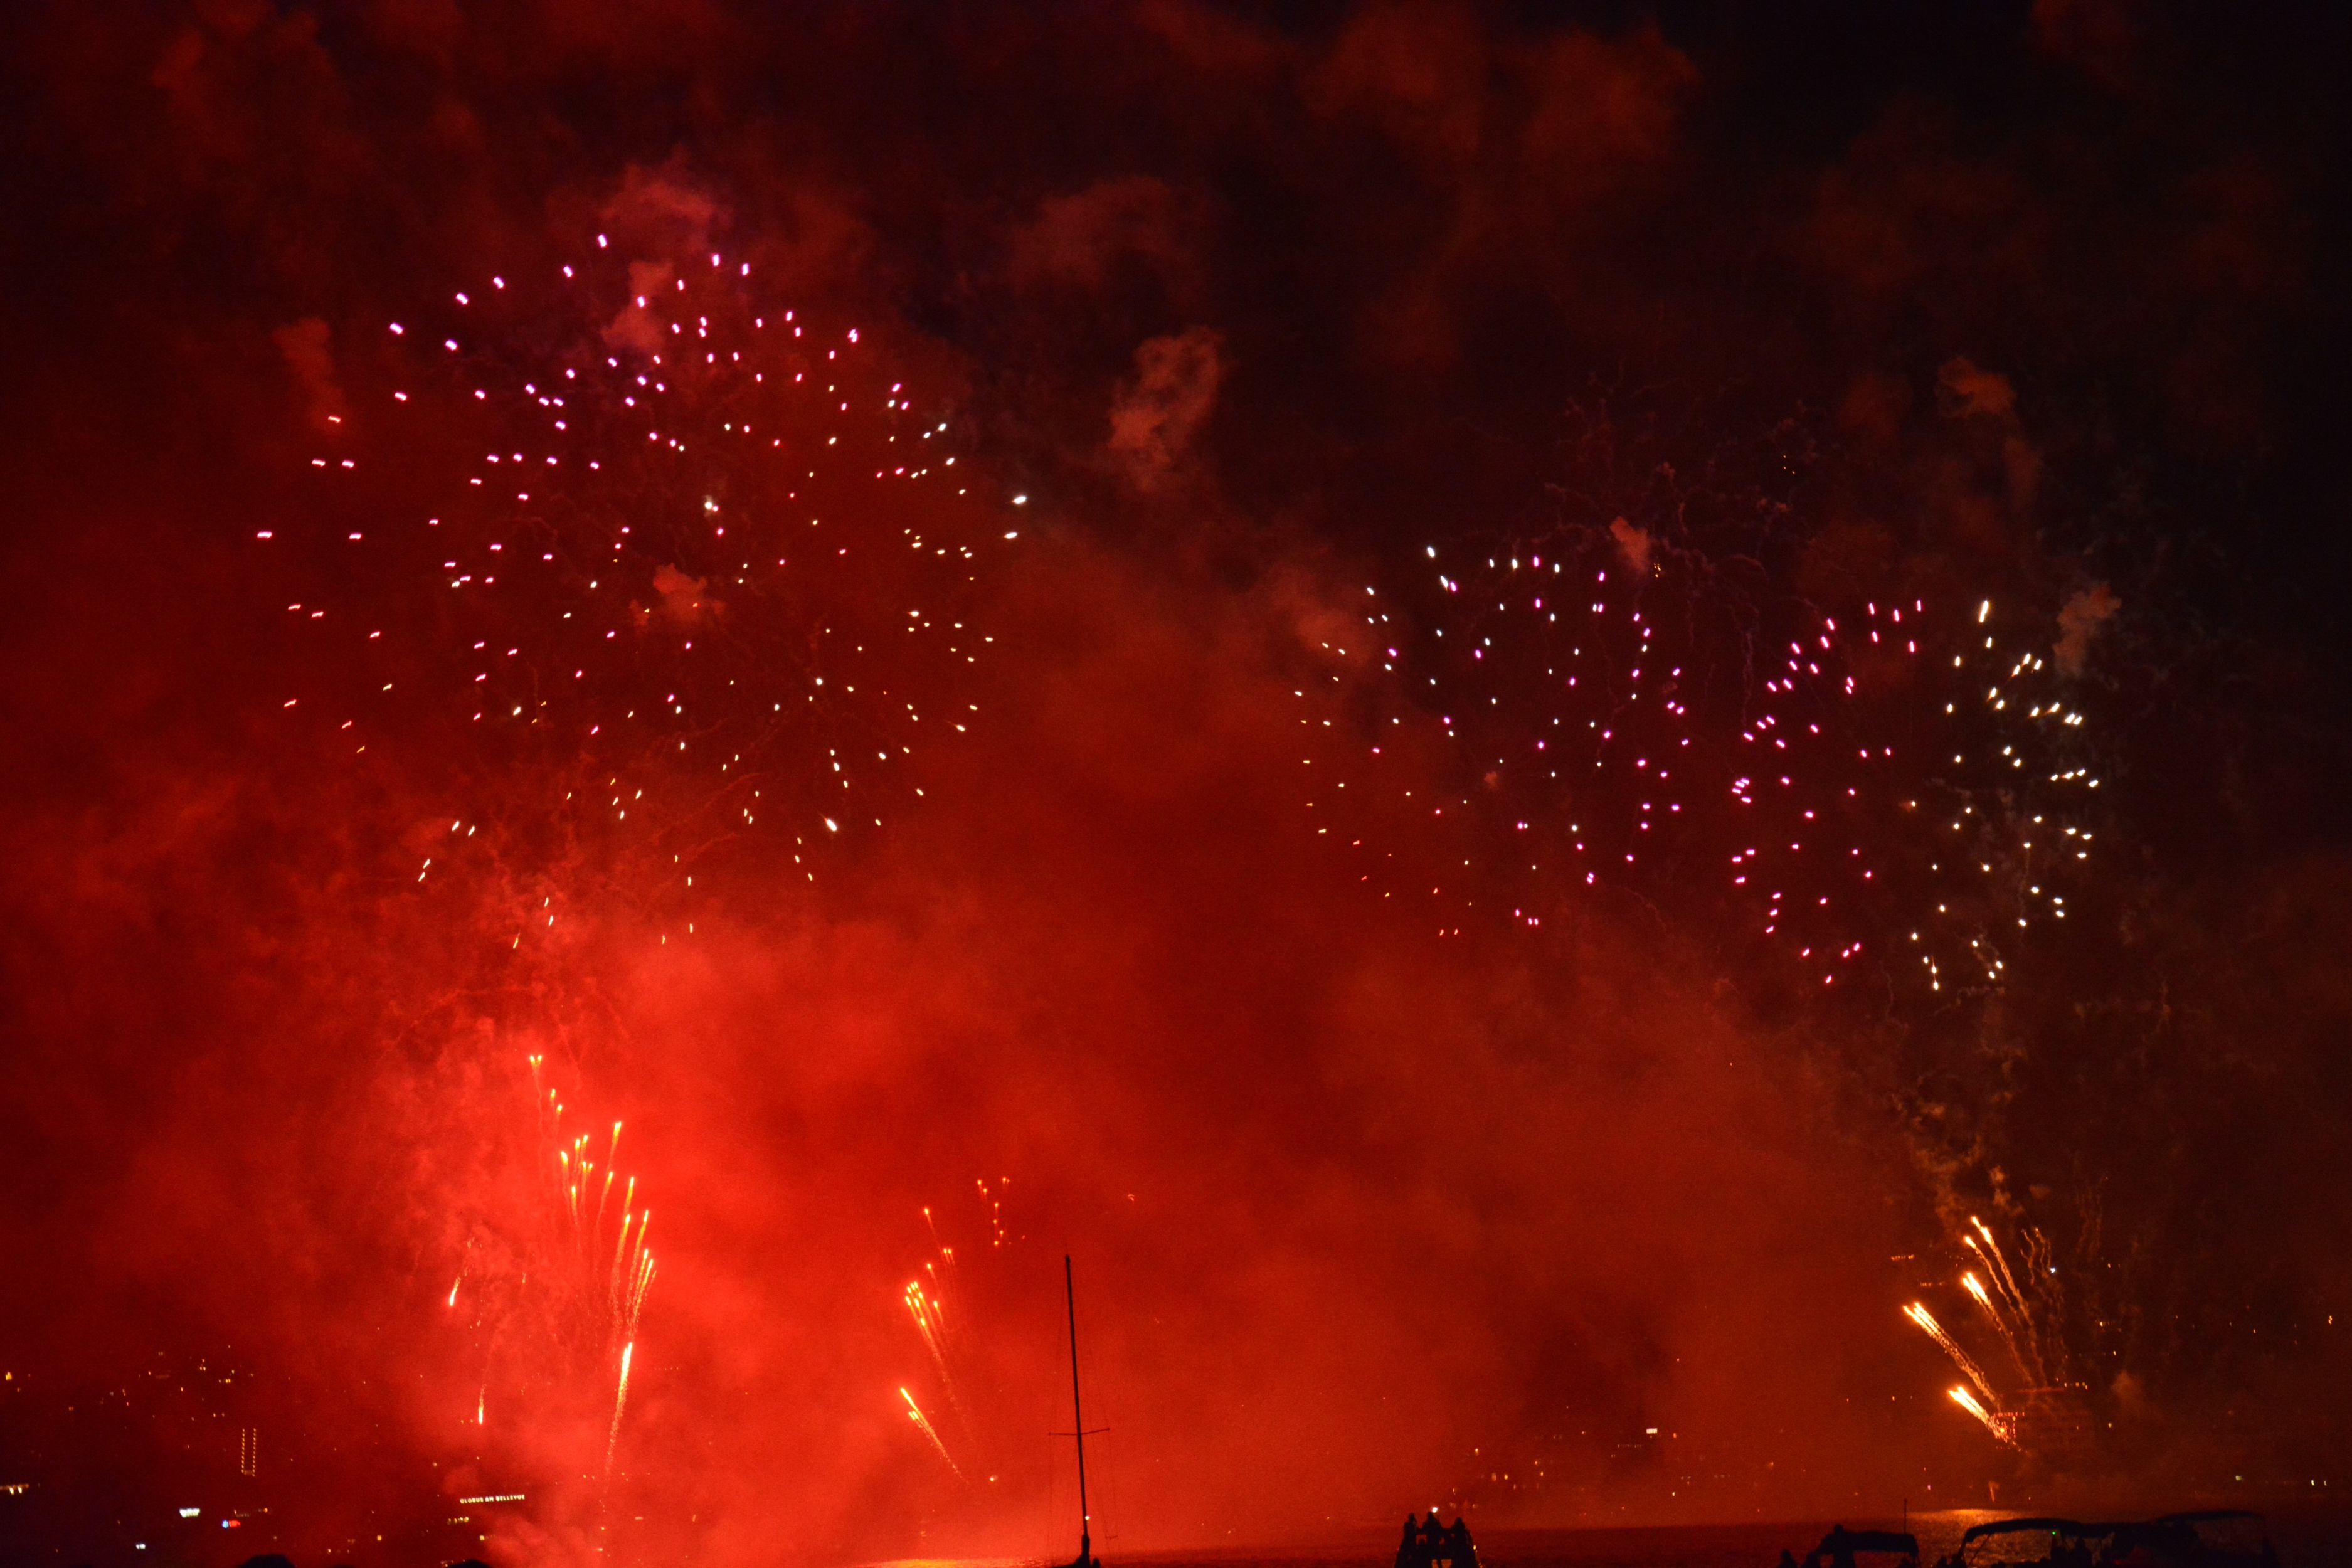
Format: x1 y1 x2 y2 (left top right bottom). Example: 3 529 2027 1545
624 1248 655 1340
906 1283 950 1374
903 1280 969 1422
919 1207 962 1316
604 1341 635 1485
900 1387 961 1478
1969 1218 2035 1323
1947 1385 2010 1442
1964 1226 2049 1384
2016 1227 2074 1384
1904 1303 1998 1406
610 1210 637 1318
1969 1219 2052 1382
595 1122 622 1232
517 1064 662 1478
1960 1260 2035 1381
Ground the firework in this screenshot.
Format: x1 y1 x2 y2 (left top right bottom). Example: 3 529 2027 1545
605 1340 635 1486
1947 1385 2012 1444
899 1209 978 1433
271 232 1029 919
435 1052 657 1530
1962 1219 2064 1388
1911 1217 2082 1451
901 1387 962 1479
534 1066 656 1359
906 1282 952 1381
1291 523 2101 1003
1957 1269 2032 1384
1902 1301 1999 1407
891 1189 1022 1493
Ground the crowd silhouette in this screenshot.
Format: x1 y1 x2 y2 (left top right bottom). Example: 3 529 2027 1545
1396 1509 1479 1568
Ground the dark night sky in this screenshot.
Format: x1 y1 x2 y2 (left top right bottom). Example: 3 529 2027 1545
1 4 2349 1564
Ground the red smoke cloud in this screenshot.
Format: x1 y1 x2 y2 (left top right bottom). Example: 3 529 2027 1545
4 3 2351 1564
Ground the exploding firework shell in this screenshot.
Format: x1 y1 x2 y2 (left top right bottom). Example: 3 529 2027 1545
1296 526 2101 999
279 238 1023 887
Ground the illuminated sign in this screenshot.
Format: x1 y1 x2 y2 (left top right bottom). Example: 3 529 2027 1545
458 1493 526 1503
178 1508 201 1518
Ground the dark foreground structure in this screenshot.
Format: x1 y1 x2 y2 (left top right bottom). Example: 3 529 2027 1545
1941 1509 2275 1567
1774 1509 2282 1567
1396 1508 1480 1568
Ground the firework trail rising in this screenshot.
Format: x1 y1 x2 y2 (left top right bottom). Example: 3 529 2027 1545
605 1340 635 1487
434 1051 658 1523
267 229 1029 909
535 1061 657 1361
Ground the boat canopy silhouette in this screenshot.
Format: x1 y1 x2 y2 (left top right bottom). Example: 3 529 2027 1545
1796 1523 1920 1565
1944 1508 2277 1567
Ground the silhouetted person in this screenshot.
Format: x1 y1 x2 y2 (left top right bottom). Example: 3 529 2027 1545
1446 1515 1477 1568
1397 1515 1428 1568
1421 1510 1448 1567
236 1557 296 1568
1778 1551 1800 1568
1825 1525 1859 1568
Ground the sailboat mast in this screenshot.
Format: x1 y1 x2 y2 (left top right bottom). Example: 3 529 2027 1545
1066 1254 1089 1554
